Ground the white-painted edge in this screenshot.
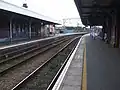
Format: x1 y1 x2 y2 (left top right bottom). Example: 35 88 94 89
0 36 57 50
52 35 85 90
0 33 85 50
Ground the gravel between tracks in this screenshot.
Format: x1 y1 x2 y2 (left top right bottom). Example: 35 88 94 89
0 39 67 73
0 38 74 90
16 37 80 90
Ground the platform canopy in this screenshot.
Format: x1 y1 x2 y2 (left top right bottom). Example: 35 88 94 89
74 0 119 26
0 0 60 25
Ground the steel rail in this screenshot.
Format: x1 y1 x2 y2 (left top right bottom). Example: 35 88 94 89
0 38 69 75
11 36 81 90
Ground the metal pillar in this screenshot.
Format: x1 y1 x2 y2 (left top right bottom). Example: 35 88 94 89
43 24 45 37
41 23 45 37
10 18 13 41
39 23 41 37
29 21 32 39
102 25 105 41
108 19 112 44
115 13 120 48
53 24 56 35
106 18 112 44
110 13 116 47
41 23 43 37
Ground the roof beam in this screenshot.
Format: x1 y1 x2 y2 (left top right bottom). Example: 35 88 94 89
81 5 114 9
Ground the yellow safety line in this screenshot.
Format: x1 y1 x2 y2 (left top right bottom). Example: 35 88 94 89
82 44 87 90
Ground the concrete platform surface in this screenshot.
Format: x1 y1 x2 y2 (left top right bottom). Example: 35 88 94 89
59 39 84 90
53 34 120 90
52 35 86 90
86 35 120 90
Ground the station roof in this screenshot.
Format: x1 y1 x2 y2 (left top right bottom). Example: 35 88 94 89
0 0 60 24
74 0 116 26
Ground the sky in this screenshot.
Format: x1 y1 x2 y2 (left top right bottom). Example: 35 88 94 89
3 0 83 26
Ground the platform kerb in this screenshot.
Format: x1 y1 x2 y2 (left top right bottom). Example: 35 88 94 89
52 35 86 90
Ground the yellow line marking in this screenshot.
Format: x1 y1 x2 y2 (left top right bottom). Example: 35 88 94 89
82 44 87 90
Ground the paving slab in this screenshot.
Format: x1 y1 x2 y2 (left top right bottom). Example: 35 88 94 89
86 35 120 90
58 36 85 90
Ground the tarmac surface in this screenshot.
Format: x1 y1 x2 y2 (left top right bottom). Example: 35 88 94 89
86 35 120 90
55 34 120 90
52 35 85 90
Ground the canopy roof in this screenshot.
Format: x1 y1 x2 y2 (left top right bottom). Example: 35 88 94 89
74 0 118 26
0 0 60 24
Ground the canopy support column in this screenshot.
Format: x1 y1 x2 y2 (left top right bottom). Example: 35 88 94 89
29 21 32 39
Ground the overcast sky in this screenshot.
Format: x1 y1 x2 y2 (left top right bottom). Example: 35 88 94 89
3 0 83 26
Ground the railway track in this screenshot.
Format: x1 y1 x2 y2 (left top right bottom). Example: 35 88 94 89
11 36 81 90
0 35 81 90
0 37 67 60
0 37 71 75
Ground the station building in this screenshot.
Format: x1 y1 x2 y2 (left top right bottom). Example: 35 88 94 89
0 0 59 42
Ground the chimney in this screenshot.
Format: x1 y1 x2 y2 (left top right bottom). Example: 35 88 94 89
23 3 28 8
23 0 28 8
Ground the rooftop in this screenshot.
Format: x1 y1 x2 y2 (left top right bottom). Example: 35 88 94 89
0 0 60 24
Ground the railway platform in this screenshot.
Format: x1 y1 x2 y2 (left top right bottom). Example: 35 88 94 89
53 34 120 90
0 34 65 50
0 36 55 50
52 34 86 90
0 33 84 50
